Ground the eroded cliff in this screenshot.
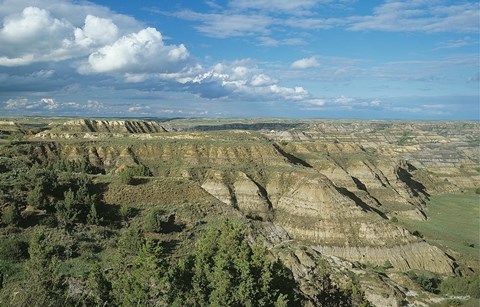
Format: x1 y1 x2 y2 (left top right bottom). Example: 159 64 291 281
11 122 459 275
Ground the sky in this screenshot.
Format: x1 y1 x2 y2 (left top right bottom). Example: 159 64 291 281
0 0 478 119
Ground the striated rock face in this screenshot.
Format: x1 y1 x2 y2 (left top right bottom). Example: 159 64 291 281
314 242 454 274
60 119 168 133
199 166 443 273
262 170 454 274
201 170 272 220
265 120 479 194
233 172 272 216
201 170 234 206
16 128 458 274
277 142 429 219
24 135 288 174
0 120 26 138
35 119 167 138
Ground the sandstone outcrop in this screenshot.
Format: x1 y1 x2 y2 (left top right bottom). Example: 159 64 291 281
314 242 453 274
34 119 167 138
59 119 167 133
10 122 470 276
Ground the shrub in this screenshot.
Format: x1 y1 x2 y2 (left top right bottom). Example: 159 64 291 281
27 183 48 209
118 224 144 254
119 205 135 221
118 165 151 185
407 270 441 293
78 242 101 255
84 263 112 305
0 239 28 261
129 165 151 177
383 260 394 269
87 203 102 225
38 214 58 227
55 189 80 228
144 208 165 233
390 216 398 223
19 229 66 306
119 171 134 185
2 204 20 226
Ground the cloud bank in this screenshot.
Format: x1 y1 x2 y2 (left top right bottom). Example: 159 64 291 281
0 1 310 108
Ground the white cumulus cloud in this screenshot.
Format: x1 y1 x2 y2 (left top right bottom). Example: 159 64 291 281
81 27 189 74
306 99 326 106
250 74 277 86
4 97 106 113
128 103 151 113
74 15 119 48
179 60 309 101
334 96 355 104
0 7 75 66
291 57 321 69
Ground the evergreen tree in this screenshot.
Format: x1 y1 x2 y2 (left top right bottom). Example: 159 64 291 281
189 219 295 307
27 183 48 209
119 170 134 185
13 230 65 306
112 239 164 306
84 263 112 305
86 202 101 225
55 189 80 228
1 204 20 226
117 224 145 254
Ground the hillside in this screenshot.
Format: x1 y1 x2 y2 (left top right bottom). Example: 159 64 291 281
0 118 478 306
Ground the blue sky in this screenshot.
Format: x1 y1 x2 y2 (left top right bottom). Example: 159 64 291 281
0 0 478 119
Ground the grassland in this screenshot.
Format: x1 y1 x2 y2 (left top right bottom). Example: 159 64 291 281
399 193 480 268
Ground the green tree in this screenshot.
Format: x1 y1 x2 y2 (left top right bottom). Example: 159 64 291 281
119 204 135 224
118 165 151 185
383 259 394 270
117 224 145 255
86 202 101 225
112 239 164 306
1 204 20 226
189 219 295 307
0 238 28 261
407 270 440 293
119 170 134 185
83 263 112 305
12 230 65 306
55 189 80 228
440 274 480 298
346 281 371 307
311 258 371 306
27 183 48 209
108 219 299 307
144 208 166 233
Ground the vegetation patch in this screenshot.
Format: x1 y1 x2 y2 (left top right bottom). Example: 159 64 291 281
398 193 480 268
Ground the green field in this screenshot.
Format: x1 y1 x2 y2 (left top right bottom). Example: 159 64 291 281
399 193 480 268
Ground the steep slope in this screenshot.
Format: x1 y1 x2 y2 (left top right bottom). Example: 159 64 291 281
35 119 168 138
276 142 429 219
15 130 455 274
264 170 453 274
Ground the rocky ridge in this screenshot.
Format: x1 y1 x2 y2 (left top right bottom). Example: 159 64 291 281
35 119 168 138
18 126 456 275
3 118 478 306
